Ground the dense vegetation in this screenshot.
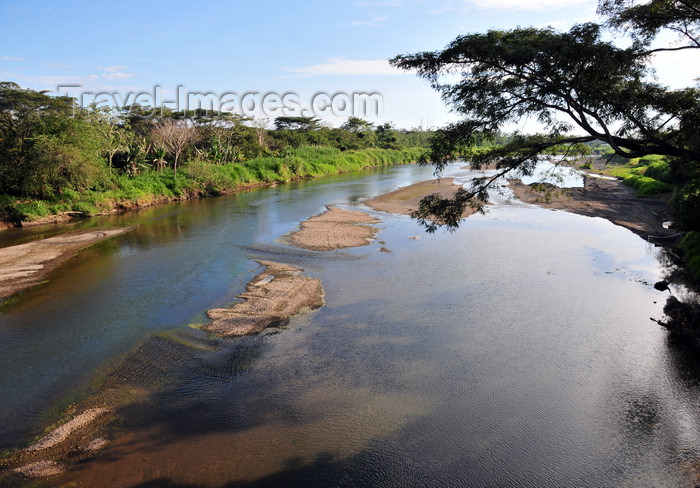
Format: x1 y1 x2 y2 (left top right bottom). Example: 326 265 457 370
0 82 427 222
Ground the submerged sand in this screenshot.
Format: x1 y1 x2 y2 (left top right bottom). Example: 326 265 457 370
0 228 133 300
509 176 676 242
365 178 475 217
286 206 380 251
205 261 324 337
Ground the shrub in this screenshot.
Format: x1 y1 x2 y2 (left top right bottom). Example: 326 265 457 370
622 174 673 196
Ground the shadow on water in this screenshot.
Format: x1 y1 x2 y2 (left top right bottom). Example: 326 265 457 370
123 451 395 488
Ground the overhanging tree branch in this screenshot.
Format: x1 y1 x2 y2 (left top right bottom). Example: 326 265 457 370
390 2 700 231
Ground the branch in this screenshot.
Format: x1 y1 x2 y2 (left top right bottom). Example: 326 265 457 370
642 44 700 55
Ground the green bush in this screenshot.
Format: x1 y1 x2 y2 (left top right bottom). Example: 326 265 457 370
680 231 700 283
643 161 672 183
674 179 700 231
10 200 51 221
622 173 673 196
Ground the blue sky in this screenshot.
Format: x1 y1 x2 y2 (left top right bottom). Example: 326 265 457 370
1 0 695 129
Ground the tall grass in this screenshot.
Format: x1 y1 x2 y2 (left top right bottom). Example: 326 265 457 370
1 146 425 222
622 173 673 196
600 155 673 196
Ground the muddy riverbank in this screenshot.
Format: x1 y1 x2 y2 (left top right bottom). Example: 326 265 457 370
509 175 677 244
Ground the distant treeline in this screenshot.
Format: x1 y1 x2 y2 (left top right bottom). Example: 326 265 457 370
0 82 430 222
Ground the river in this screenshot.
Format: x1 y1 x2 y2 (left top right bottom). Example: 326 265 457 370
1 164 699 487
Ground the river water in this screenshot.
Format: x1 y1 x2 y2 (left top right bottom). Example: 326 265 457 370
1 164 699 487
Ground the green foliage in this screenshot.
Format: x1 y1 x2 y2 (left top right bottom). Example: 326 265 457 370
0 82 430 224
643 161 672 183
680 232 700 283
390 1 700 231
674 179 700 231
597 154 673 195
621 173 673 196
0 83 113 197
24 118 112 197
9 200 51 221
0 146 423 223
273 116 321 131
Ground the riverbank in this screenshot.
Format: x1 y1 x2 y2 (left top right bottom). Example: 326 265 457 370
509 175 678 245
0 147 424 229
0 228 134 302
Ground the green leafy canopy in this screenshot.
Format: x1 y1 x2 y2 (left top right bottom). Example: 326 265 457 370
390 0 700 231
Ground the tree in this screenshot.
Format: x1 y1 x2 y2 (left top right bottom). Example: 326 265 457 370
87 106 131 168
150 119 199 177
273 116 320 131
0 82 110 197
390 0 700 231
375 122 398 149
342 116 374 133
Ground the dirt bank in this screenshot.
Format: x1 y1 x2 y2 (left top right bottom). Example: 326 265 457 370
205 261 324 337
0 228 134 301
509 176 677 244
365 178 476 217
286 206 380 251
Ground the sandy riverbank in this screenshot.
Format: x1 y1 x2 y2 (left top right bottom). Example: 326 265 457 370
0 228 134 301
364 177 474 217
509 175 677 243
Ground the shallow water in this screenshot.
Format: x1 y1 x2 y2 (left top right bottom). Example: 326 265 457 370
0 164 441 450
2 164 699 487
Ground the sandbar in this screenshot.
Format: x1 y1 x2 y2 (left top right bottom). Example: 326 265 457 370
364 178 475 217
286 206 379 251
0 228 134 300
205 261 324 337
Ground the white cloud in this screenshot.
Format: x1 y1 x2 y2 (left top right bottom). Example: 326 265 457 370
290 58 404 76
44 62 74 69
349 15 388 27
98 65 130 73
429 5 456 14
2 56 24 61
101 72 135 80
97 65 135 80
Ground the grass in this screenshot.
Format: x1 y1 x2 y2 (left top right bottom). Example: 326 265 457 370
1 146 425 222
598 155 674 196
622 173 673 196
